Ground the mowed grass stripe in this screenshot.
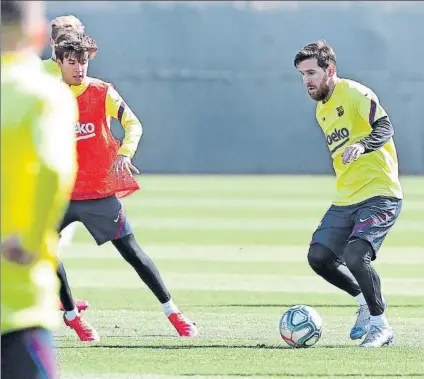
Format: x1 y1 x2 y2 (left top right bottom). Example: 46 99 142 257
77 288 424 309
63 269 424 296
61 258 424 278
61 244 424 264
71 228 419 247
123 197 424 211
121 206 424 221
125 218 424 231
65 375 392 379
69 288 424 311
130 189 424 201
63 375 254 379
59 349 424 378
63 375 346 379
129 174 423 193
59 346 424 378
62 375 424 379
68 375 409 379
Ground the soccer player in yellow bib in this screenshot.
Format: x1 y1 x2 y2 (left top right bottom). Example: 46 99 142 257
294 40 402 348
1 1 77 377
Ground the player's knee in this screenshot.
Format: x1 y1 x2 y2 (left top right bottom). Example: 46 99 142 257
307 243 335 271
343 238 373 272
113 234 148 265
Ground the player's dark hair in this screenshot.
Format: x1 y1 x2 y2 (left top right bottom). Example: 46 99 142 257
1 0 23 26
294 40 336 70
55 33 98 63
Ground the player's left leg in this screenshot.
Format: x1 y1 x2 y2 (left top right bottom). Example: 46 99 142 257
112 235 197 337
1 327 57 379
58 222 78 250
80 195 197 337
343 196 402 348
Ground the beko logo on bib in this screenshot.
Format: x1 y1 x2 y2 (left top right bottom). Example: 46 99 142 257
326 127 350 155
326 128 349 146
75 122 96 141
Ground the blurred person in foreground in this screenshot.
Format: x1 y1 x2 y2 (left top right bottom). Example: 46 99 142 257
1 1 77 378
54 33 198 341
294 40 402 348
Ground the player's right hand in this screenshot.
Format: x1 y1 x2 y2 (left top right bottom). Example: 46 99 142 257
342 143 365 164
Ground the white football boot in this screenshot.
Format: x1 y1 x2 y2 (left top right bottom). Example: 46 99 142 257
360 325 394 348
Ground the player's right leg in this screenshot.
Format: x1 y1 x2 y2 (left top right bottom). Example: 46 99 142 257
307 205 372 339
1 327 57 379
57 222 89 313
308 205 361 296
57 203 99 342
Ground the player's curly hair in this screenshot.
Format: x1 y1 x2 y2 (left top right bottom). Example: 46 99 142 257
294 40 336 70
55 33 98 63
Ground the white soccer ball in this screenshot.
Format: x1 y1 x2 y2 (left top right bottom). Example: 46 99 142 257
279 305 323 348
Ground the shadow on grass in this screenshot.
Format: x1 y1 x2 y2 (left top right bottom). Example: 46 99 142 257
57 343 356 350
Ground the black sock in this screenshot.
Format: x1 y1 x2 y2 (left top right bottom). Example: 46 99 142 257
57 261 75 311
112 234 171 304
308 243 362 297
343 238 384 316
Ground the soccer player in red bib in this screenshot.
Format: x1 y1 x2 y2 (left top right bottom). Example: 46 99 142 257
42 15 92 317
294 40 402 348
55 34 197 341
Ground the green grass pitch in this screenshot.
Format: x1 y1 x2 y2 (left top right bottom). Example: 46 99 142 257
57 175 424 378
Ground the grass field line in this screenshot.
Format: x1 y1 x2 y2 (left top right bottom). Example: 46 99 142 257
62 371 424 379
122 198 424 211
62 375 250 379
125 198 331 209
61 244 424 265
126 218 424 231
63 375 399 379
63 375 190 379
63 375 363 379
126 173 423 189
64 270 424 296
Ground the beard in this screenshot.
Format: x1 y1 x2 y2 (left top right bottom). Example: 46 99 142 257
307 79 330 102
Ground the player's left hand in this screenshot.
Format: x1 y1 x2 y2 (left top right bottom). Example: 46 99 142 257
1 235 35 265
342 143 365 164
111 155 140 176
